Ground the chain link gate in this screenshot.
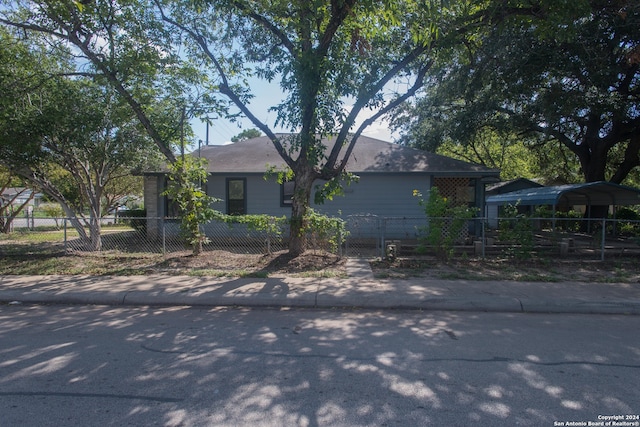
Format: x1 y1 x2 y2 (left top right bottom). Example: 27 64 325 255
344 215 382 257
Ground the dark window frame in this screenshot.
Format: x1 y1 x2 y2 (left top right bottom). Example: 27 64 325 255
226 177 247 215
281 180 294 207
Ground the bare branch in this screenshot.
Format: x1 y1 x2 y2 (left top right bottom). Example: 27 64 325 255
326 44 432 170
231 0 296 55
329 62 433 177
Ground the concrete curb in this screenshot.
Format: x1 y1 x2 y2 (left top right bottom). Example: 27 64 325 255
1 274 640 315
3 290 640 315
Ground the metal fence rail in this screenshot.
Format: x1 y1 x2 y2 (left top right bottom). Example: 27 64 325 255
2 215 640 260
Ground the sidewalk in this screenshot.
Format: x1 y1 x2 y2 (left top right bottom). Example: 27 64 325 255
1 259 639 314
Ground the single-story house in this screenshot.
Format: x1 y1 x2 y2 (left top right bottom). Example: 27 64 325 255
143 135 500 238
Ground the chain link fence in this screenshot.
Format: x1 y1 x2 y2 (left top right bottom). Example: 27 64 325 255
2 214 640 260
0 216 340 255
343 215 640 260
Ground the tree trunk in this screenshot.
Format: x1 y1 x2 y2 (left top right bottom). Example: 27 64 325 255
88 195 103 251
0 190 34 233
575 135 610 226
88 215 102 251
193 238 203 256
288 167 316 257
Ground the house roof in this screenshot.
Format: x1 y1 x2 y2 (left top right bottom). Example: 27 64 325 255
486 178 543 195
0 188 42 198
486 181 640 207
187 134 500 176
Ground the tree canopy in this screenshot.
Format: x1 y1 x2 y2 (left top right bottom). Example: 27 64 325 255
0 30 164 248
395 0 640 186
0 0 201 162
231 129 262 143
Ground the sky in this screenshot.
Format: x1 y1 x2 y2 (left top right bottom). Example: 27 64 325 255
189 80 398 147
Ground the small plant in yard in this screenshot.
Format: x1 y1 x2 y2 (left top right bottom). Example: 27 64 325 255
163 156 221 255
498 203 534 258
39 203 65 229
294 208 347 254
413 187 476 260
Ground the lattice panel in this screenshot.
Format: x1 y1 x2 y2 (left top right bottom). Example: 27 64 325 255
432 177 472 243
433 177 471 206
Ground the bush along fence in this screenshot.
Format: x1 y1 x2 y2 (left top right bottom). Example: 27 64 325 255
2 214 640 260
0 213 347 256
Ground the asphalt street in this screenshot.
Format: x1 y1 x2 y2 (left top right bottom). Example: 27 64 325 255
0 305 638 426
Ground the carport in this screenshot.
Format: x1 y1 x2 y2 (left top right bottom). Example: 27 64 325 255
486 181 640 234
486 181 640 213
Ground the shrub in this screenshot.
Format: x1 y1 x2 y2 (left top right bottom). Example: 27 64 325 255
301 208 347 253
414 187 476 260
499 203 534 258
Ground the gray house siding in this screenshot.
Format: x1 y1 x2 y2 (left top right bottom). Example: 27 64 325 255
311 173 431 218
203 173 432 218
206 174 286 216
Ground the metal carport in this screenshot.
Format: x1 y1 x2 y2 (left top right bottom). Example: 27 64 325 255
486 181 640 213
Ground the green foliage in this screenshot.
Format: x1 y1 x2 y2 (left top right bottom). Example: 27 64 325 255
38 203 64 229
163 156 220 254
498 203 534 258
396 1 640 185
219 214 287 237
212 210 344 253
616 207 640 237
414 187 476 260
264 165 295 185
231 129 262 142
300 208 348 253
314 172 360 205
435 129 540 181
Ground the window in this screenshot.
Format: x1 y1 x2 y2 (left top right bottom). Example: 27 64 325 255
226 178 246 215
281 180 294 207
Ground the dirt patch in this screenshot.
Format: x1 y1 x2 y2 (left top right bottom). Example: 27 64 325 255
1 242 639 282
154 250 347 277
370 256 640 283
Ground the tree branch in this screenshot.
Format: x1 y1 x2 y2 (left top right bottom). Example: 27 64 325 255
325 44 432 170
317 0 357 56
155 0 291 166
231 0 296 55
328 62 433 177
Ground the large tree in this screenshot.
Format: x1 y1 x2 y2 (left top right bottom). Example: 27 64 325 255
1 0 550 255
0 0 199 163
396 1 640 189
0 31 164 249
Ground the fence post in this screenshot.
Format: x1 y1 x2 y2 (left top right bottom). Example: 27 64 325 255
601 218 606 261
481 218 486 259
162 218 166 257
379 217 385 258
63 218 67 251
